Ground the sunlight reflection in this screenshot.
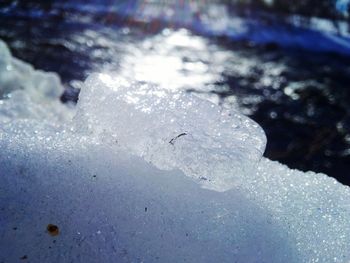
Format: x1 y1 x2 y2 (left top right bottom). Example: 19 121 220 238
119 29 219 92
98 73 129 90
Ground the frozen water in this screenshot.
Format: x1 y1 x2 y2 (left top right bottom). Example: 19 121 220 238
1 40 350 262
75 73 266 191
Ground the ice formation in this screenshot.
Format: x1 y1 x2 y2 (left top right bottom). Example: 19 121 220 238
75 73 266 191
1 39 350 263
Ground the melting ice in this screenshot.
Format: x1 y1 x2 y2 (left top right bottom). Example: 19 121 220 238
1 39 350 262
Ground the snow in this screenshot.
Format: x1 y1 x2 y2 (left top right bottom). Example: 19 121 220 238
0 40 67 123
1 39 350 262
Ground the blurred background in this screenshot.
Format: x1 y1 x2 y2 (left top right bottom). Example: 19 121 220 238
1 0 350 185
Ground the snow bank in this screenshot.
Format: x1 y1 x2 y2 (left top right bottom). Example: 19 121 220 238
0 40 68 123
1 40 350 262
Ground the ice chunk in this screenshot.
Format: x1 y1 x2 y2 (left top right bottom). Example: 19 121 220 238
74 73 266 191
1 40 350 263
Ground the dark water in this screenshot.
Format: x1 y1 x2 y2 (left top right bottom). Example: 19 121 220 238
1 1 350 185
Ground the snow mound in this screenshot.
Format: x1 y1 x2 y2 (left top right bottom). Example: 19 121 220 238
1 40 350 263
0 40 68 124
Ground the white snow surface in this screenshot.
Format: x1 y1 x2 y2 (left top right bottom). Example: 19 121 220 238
1 39 350 263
